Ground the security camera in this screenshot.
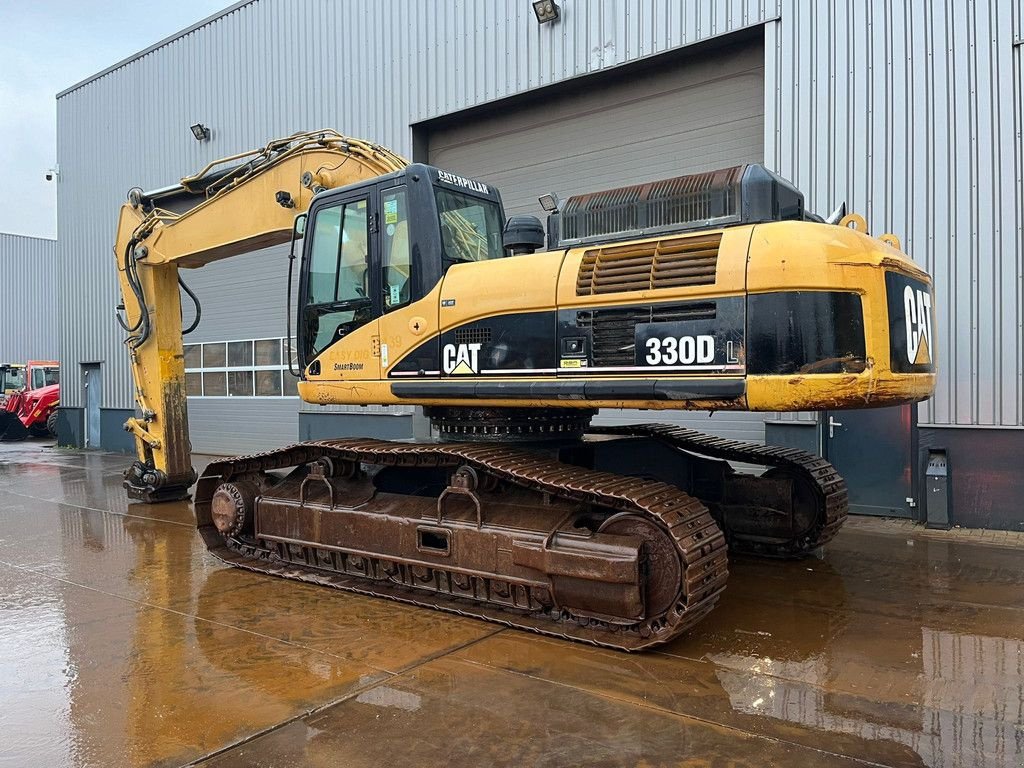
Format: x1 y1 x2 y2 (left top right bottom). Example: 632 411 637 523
45 165 60 182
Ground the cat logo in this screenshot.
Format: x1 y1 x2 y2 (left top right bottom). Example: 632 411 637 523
443 343 482 375
904 286 933 366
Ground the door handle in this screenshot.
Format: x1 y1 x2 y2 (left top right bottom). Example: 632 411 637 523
828 416 843 438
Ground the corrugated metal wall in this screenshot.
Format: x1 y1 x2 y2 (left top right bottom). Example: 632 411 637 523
56 0 1023 433
0 233 58 362
1015 7 1023 428
426 41 766 218
767 0 1024 428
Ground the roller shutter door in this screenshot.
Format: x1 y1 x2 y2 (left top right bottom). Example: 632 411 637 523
182 244 301 454
426 40 768 443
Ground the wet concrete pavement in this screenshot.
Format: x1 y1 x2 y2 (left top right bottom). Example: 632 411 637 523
1 439 1021 767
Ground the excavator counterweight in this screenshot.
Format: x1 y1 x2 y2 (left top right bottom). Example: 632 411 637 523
113 130 935 650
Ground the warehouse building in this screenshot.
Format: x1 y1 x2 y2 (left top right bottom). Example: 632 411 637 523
52 0 1024 530
1 233 58 363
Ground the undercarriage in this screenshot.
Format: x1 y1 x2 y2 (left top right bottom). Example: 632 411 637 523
174 415 847 652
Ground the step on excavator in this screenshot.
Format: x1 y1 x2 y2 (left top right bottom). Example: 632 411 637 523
113 130 935 650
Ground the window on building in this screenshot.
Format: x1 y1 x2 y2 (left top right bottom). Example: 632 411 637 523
183 337 299 398
203 342 226 368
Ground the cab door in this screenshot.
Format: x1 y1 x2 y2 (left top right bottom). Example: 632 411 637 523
299 192 381 380
375 184 430 375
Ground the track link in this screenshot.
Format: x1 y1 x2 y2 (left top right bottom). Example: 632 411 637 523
589 424 848 557
194 438 729 651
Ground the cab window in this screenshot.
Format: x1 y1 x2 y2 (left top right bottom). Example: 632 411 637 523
3 368 25 390
435 188 504 264
303 198 372 360
32 367 58 389
308 200 369 305
382 187 411 311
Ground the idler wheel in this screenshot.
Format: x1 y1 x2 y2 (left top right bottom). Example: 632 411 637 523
210 481 258 537
598 513 681 618
761 466 819 540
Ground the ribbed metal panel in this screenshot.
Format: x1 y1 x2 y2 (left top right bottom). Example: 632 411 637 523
1014 3 1023 430
0 233 58 362
767 0 1024 428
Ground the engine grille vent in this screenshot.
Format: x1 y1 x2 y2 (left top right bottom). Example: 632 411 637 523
455 327 492 345
575 302 716 367
576 234 721 296
560 166 744 244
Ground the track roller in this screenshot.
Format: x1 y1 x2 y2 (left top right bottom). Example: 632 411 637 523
195 438 729 651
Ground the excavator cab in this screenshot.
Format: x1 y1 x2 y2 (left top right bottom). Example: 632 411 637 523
1 365 26 398
297 164 506 370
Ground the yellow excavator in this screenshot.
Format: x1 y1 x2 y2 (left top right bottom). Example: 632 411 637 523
113 130 935 650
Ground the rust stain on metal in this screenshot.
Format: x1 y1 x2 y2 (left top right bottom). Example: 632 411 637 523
190 424 847 651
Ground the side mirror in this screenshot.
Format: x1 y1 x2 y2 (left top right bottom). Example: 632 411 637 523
293 212 307 238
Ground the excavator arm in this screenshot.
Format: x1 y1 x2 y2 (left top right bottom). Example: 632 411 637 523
113 130 407 501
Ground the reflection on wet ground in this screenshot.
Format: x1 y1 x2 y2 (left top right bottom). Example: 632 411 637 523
1 439 1021 767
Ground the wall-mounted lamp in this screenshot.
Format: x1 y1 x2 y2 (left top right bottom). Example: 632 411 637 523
532 0 560 24
190 123 211 141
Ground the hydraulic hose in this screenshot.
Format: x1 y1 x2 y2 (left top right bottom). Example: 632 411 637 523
117 237 153 349
178 275 202 335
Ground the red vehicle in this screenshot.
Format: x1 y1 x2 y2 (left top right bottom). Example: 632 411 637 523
0 361 60 441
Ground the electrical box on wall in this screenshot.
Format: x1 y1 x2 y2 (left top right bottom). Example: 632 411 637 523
924 449 951 529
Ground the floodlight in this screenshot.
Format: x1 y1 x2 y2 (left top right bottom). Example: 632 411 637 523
532 1 560 24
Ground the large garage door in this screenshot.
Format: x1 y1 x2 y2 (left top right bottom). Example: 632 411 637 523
426 38 767 443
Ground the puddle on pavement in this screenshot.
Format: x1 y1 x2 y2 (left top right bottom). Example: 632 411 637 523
0 498 390 766
2 440 1023 767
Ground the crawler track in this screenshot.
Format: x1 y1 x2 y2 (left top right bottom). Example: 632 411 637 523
194 438 729 651
589 424 848 557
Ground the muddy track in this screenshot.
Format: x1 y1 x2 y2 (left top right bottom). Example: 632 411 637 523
589 424 848 557
194 438 729 651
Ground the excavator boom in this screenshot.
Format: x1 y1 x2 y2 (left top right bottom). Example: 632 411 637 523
114 131 407 496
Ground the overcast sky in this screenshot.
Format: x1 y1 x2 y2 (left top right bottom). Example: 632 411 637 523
0 0 231 239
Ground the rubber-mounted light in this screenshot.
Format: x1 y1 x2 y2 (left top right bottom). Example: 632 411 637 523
539 192 561 213
190 123 211 141
532 0 560 24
